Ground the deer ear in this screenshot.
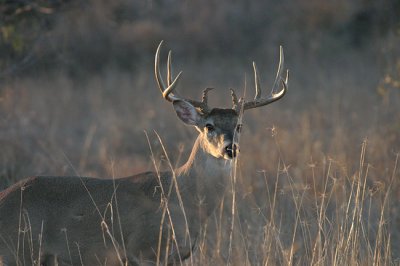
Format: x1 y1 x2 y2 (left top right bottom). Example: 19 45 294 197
173 100 201 125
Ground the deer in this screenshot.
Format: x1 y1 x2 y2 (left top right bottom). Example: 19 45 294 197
0 41 288 266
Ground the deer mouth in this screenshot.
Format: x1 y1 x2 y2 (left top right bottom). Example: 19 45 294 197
224 143 239 159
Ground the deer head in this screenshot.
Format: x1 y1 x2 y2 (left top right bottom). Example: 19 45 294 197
155 41 288 161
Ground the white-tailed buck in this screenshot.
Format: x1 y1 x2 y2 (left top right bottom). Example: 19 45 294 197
0 41 288 265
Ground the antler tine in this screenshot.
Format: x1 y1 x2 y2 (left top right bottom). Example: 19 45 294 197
252 62 261 99
181 87 212 114
155 41 166 94
185 87 213 114
230 89 239 111
243 46 288 111
167 50 173 86
284 69 289 88
271 45 285 94
155 41 182 102
164 71 183 101
201 88 213 104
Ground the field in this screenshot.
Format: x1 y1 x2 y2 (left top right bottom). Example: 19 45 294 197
1 0 400 265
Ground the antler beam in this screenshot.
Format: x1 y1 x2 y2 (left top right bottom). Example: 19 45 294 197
155 41 212 114
241 46 289 111
155 41 182 102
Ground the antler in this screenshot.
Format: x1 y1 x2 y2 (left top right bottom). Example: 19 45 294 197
155 41 212 114
235 46 289 112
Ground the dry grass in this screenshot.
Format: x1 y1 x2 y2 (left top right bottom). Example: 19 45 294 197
1 0 400 265
1 46 399 264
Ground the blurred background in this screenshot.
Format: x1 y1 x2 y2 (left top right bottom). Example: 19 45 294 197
1 0 400 264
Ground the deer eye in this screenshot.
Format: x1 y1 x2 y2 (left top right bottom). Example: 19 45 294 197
236 124 242 133
205 124 215 132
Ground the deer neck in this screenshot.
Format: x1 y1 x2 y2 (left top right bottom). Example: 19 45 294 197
175 135 232 220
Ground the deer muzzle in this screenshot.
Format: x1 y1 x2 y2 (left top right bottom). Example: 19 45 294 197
224 143 239 159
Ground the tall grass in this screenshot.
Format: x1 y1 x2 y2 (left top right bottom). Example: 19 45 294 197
1 50 399 264
176 135 398 265
1 1 400 264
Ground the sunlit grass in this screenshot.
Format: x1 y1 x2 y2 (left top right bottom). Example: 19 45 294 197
1 39 399 265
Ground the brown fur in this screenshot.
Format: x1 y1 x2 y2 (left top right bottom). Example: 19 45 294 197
0 106 239 265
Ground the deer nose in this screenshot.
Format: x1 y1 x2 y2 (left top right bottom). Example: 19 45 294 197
225 143 239 158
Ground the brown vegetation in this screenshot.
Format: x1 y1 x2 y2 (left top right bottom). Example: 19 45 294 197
1 0 400 264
